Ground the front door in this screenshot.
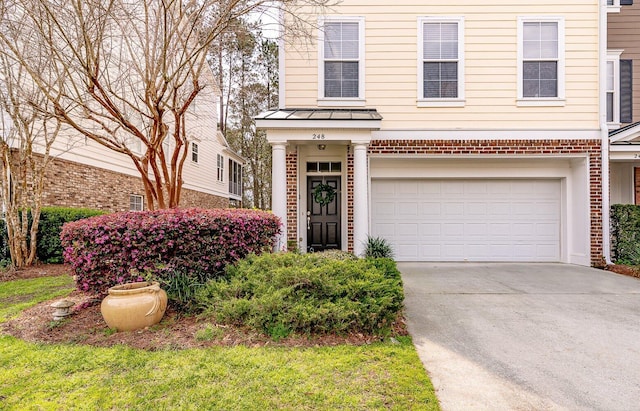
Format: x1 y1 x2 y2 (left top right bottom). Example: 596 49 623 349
307 176 341 252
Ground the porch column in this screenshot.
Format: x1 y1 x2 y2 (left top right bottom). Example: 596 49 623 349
271 142 287 251
353 142 369 256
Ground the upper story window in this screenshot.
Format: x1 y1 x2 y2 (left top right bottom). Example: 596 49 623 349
229 159 242 197
605 50 633 128
191 142 199 163
418 17 464 107
217 154 224 182
319 18 365 106
518 18 565 106
607 51 622 126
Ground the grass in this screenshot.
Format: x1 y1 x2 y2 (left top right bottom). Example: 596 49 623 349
0 275 440 410
0 275 75 323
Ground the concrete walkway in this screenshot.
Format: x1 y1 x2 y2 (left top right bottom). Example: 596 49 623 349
399 263 640 411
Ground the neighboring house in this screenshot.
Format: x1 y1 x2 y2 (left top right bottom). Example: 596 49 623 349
257 1 605 266
39 75 243 212
607 0 640 206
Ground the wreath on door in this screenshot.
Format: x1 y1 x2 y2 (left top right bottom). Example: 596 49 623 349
313 183 336 206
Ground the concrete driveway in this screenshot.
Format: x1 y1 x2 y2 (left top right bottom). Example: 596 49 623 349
399 263 640 411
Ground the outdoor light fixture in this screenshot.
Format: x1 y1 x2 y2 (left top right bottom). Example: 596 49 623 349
317 144 326 150
50 300 74 321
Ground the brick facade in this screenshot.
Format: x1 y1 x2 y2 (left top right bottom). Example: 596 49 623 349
285 139 604 266
367 139 604 266
42 156 229 212
286 149 298 245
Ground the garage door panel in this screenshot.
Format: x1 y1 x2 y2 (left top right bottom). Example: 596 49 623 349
421 202 442 216
371 178 560 262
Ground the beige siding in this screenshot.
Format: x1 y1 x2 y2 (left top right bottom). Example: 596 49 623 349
284 1 600 130
608 2 640 125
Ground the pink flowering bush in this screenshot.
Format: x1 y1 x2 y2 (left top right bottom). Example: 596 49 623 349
61 208 281 295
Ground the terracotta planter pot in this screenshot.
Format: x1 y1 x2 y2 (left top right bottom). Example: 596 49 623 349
100 281 167 331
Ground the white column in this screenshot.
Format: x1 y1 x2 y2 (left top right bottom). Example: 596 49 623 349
352 142 369 256
271 142 288 251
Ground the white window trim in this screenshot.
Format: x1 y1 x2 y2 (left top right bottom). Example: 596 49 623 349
129 194 144 211
417 16 465 107
607 49 624 129
217 154 224 182
317 16 366 106
191 142 199 164
608 0 621 13
517 16 565 106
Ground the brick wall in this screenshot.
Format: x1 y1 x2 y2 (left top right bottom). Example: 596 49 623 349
42 156 229 212
286 149 298 244
346 148 354 252
368 139 604 266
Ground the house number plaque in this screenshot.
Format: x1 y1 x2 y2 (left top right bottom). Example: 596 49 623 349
312 133 325 140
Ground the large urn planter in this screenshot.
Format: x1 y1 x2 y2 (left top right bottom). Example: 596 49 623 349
100 281 168 331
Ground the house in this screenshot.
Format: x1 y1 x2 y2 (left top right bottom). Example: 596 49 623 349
37 74 244 213
257 1 606 266
607 1 640 206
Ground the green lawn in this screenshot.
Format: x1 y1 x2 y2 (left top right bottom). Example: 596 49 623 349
0 276 440 410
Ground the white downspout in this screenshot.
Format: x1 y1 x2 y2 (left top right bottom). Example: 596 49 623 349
600 0 613 265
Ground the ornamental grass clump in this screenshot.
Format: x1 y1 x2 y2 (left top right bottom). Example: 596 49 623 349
196 252 404 339
60 208 280 296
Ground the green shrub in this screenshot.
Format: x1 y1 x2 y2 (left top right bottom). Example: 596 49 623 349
363 236 395 259
38 207 106 263
196 253 404 339
0 207 105 265
611 204 640 264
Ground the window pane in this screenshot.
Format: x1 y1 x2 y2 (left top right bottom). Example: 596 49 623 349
425 81 441 98
324 22 358 60
540 22 558 41
424 62 440 81
607 92 614 122
523 40 539 59
341 80 359 97
441 81 458 98
539 80 557 97
523 79 539 97
539 62 557 80
423 22 458 59
330 162 341 172
441 62 457 80
523 62 540 80
540 40 558 59
523 22 540 41
325 80 342 97
424 41 441 60
325 62 359 98
607 61 614 90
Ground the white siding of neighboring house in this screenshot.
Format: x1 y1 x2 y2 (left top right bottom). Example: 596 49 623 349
47 80 227 200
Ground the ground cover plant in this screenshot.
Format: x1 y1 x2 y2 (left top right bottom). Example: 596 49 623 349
61 208 280 297
0 271 440 410
197 253 404 339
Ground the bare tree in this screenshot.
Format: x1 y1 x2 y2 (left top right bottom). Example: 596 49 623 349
0 0 330 211
0 19 62 268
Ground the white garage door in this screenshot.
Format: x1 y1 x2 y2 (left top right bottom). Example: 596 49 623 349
371 179 561 262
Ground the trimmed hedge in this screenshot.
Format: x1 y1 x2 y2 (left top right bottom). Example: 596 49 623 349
38 207 106 263
611 204 640 264
61 208 281 295
0 207 105 265
196 253 404 338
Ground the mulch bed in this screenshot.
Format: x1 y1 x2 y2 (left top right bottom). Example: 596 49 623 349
1 264 407 350
604 264 640 279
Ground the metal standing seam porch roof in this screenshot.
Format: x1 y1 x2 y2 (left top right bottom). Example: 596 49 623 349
255 108 383 121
